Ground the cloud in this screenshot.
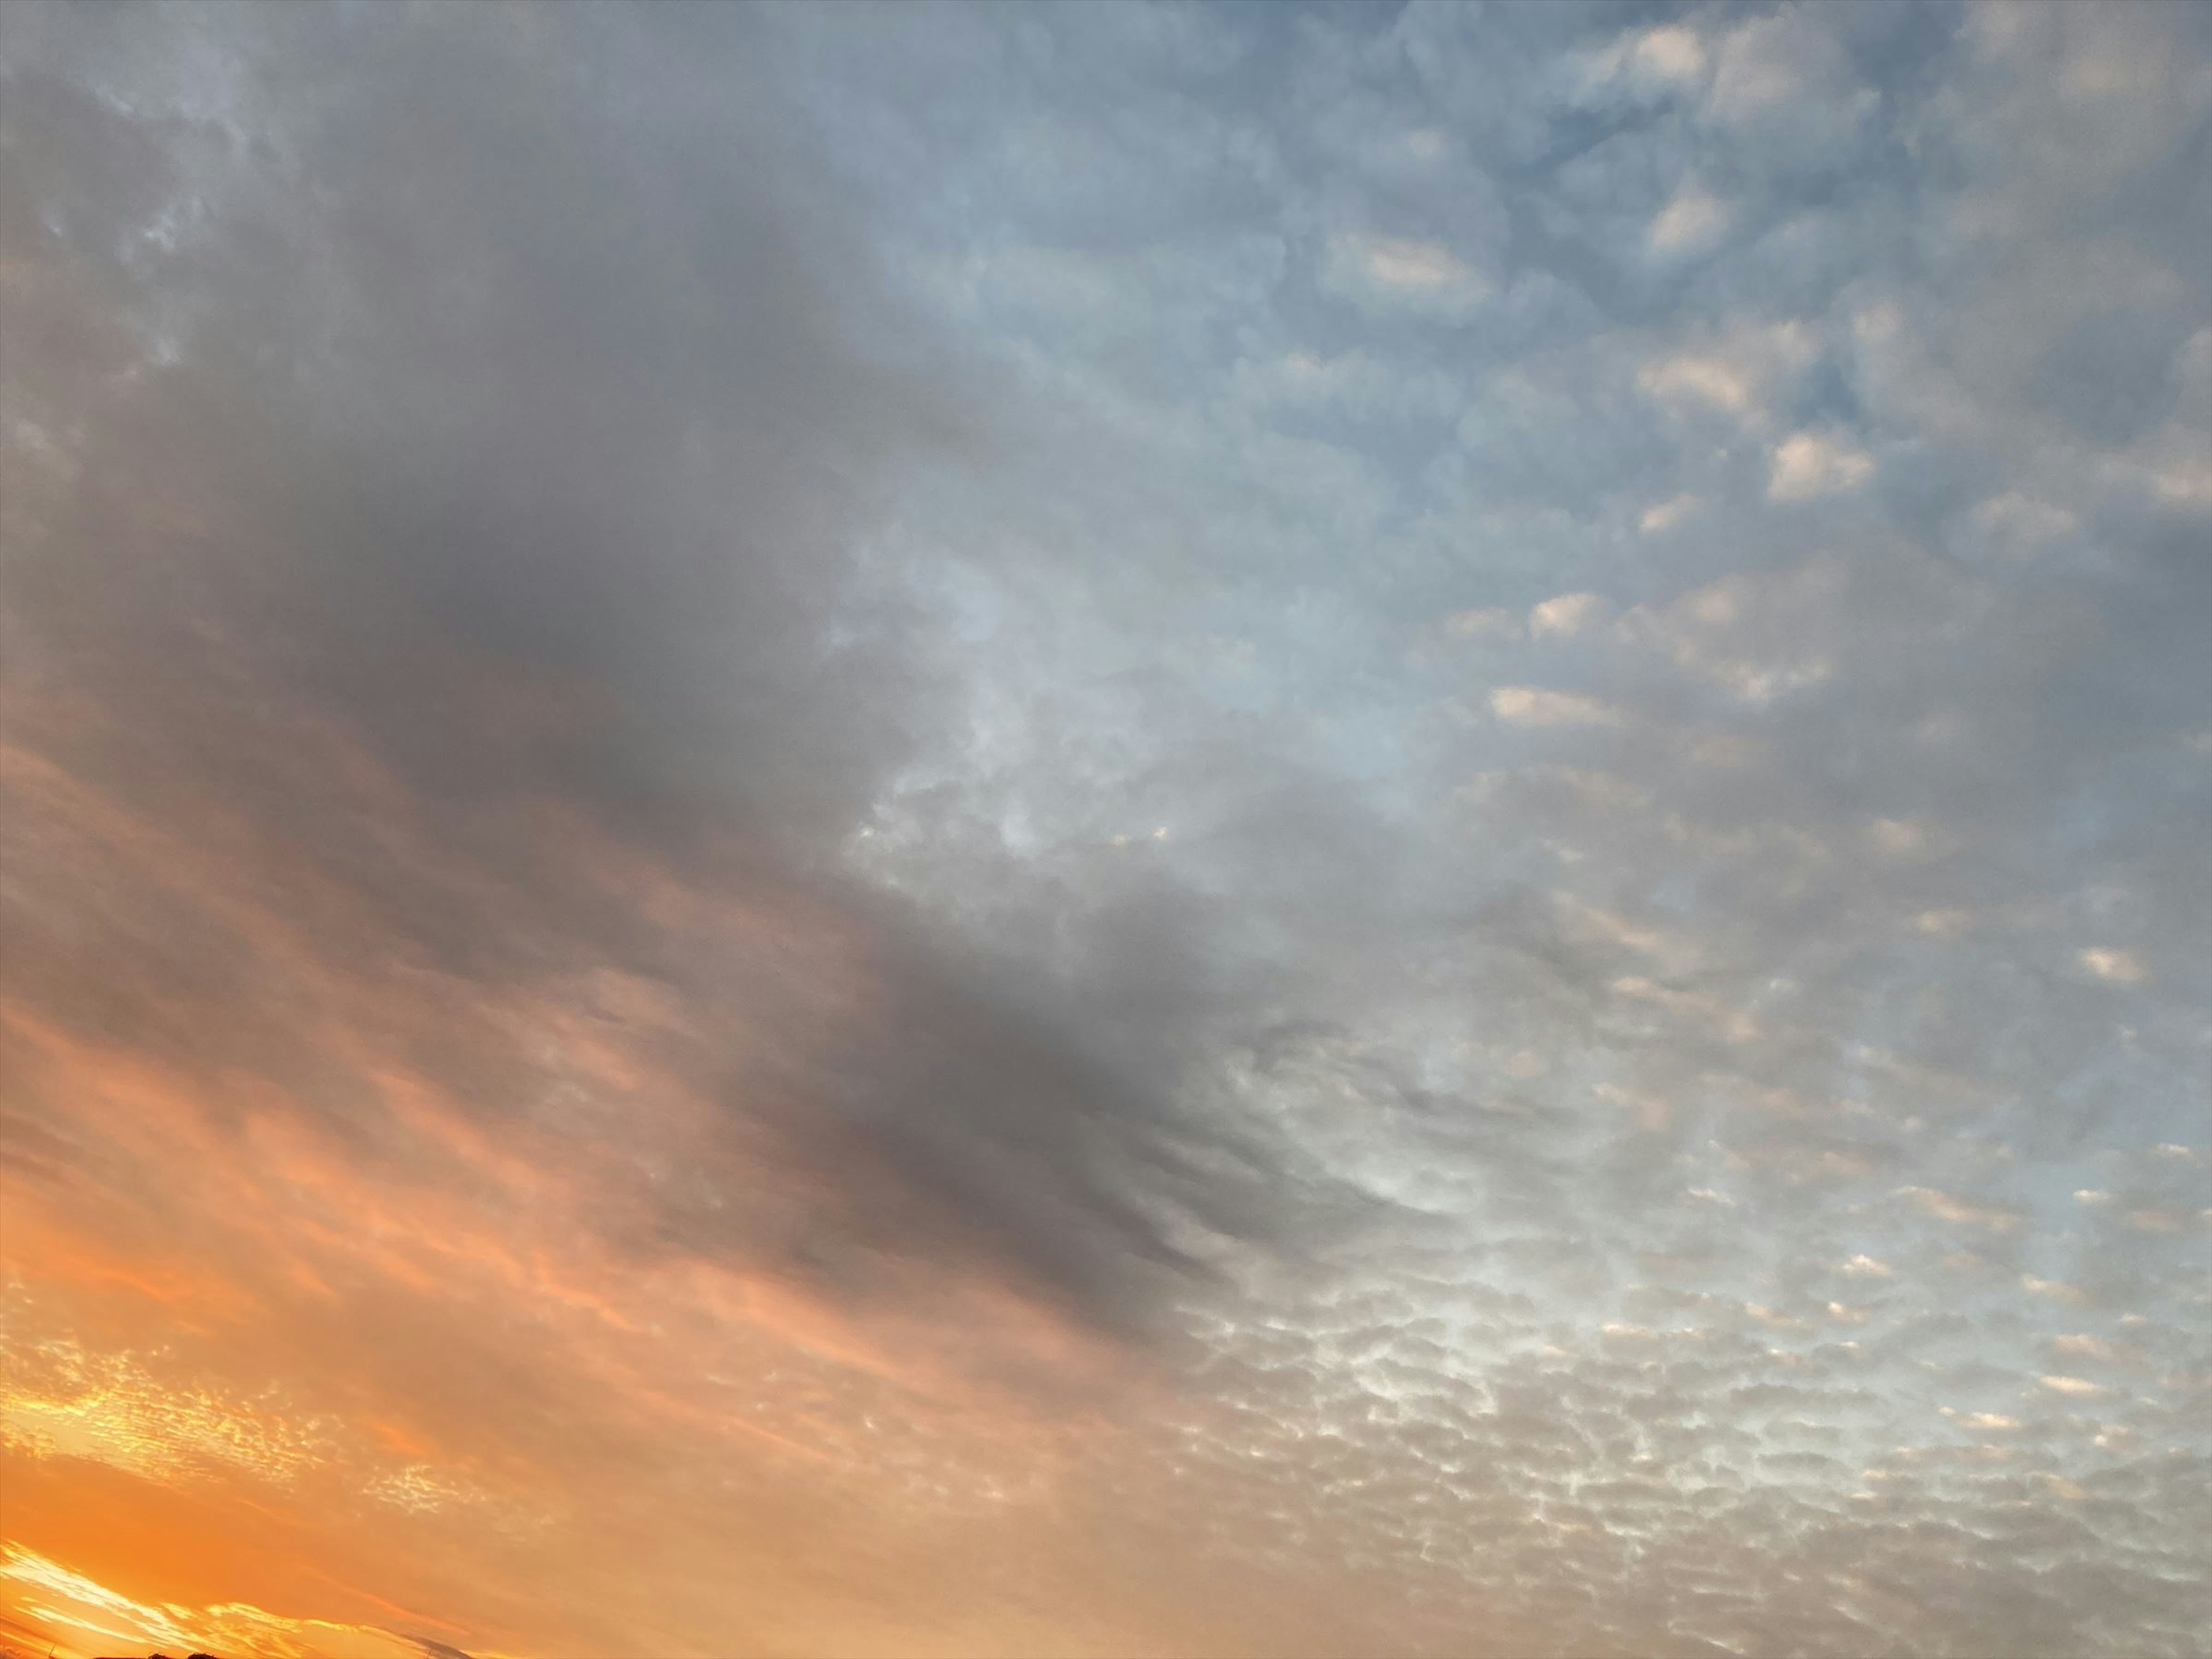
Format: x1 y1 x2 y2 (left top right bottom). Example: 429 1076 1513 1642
1489 686 1627 728
1900 1187 2026 1233
1320 231 1491 321
2039 1374 2109 1398
3 3 2209 1657
1646 184 1730 256
1768 430 1876 499
1580 21 1709 103
1528 592 1609 638
2079 946 2146 983
1638 493 1700 535
0 0 1343 1359
0 1544 438 1659
1705 8 1878 155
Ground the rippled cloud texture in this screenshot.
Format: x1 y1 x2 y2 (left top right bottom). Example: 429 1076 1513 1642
2 3 2208 1656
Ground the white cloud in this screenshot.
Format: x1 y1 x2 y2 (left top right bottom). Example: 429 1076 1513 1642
1490 686 1626 728
1632 25 1707 86
1840 1255 1896 1280
1529 592 1608 638
1641 350 1755 415
1618 560 1843 705
1768 431 1874 500
2040 1375 2109 1397
1639 493 1700 534
1639 322 1814 426
1321 232 1491 320
1574 19 1711 120
1647 185 1730 256
1901 1186 2023 1232
2079 946 2145 984
1709 14 1813 120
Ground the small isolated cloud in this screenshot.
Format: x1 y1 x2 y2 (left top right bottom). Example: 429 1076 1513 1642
1768 431 1875 500
1321 232 1490 321
1642 350 1758 416
1490 686 1626 728
1581 21 1709 101
1641 322 1817 433
1639 493 1700 534
1647 184 1730 256
2023 1274 2093 1306
1628 24 1706 87
1902 1187 2024 1233
2079 946 2146 984
2147 459 2212 511
2040 1374 2109 1398
1529 592 1609 638
1840 1255 1896 1280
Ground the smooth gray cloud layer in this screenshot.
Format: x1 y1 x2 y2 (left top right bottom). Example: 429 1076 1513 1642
3 2 2208 1655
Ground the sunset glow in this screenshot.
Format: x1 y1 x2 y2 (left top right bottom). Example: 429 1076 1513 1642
2 3 2208 1656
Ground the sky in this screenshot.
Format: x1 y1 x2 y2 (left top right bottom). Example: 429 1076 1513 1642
0 2 2207 1656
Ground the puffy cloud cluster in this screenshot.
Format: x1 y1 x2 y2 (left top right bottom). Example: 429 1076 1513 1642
1 3 2206 1656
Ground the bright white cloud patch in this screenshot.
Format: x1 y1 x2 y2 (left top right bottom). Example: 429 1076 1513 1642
1321 231 1491 320
2040 1375 2111 1398
1639 492 1700 534
1647 184 1730 256
1489 685 1627 728
1768 430 1876 499
2080 946 2147 983
1529 591 1608 638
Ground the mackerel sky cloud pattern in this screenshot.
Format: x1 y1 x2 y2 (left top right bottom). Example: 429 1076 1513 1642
1 3 2207 1657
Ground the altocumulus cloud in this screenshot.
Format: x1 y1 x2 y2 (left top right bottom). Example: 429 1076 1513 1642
1 3 2207 1658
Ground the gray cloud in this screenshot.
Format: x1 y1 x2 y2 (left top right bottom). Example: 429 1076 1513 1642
3 2 2208 1656
0 0 1334 1349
